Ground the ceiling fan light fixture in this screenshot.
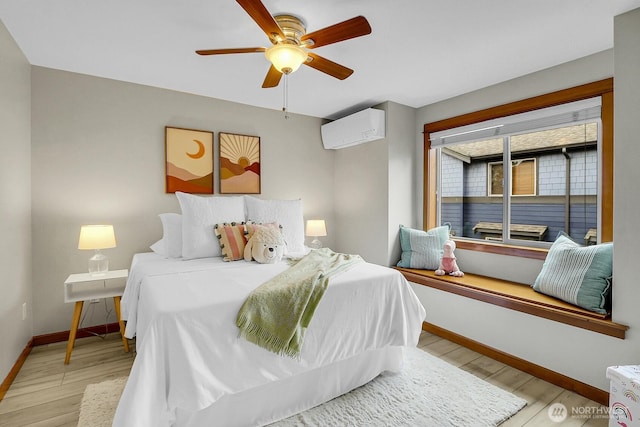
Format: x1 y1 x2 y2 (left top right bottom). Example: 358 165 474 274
265 44 308 74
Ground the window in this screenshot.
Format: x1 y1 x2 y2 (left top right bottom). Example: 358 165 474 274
423 79 613 259
489 159 536 196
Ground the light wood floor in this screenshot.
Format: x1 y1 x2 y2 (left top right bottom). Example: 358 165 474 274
0 331 609 426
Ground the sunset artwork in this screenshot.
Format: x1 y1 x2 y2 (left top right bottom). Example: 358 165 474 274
165 127 214 194
219 133 260 194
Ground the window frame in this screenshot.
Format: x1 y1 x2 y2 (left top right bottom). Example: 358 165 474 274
423 79 613 260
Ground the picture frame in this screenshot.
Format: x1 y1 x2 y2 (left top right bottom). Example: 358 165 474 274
219 132 261 194
165 126 214 194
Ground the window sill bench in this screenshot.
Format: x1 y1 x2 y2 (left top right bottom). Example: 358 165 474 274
395 267 628 339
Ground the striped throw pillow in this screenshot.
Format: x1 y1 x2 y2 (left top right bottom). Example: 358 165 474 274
214 222 251 261
397 224 450 270
533 232 613 314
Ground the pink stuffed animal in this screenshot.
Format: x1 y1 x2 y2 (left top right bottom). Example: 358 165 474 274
435 240 464 277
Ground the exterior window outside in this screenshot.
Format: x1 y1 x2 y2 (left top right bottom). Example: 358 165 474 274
435 105 600 247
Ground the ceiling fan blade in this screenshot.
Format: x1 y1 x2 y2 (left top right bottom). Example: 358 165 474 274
196 47 265 55
304 52 354 80
262 65 283 88
236 0 285 42
301 16 371 49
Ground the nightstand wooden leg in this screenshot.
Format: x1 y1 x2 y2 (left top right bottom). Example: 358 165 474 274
65 301 84 364
113 296 130 353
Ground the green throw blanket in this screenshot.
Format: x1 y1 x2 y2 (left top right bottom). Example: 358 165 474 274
236 248 363 357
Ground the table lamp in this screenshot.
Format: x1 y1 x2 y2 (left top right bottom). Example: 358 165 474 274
78 225 116 275
306 220 327 250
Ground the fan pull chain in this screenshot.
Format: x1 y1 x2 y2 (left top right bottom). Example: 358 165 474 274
282 73 290 119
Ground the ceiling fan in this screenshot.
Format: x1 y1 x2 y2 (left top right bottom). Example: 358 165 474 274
196 0 372 88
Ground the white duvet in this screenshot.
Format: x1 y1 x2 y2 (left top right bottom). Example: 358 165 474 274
115 253 426 427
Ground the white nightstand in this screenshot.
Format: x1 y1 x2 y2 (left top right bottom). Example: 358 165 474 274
63 269 129 364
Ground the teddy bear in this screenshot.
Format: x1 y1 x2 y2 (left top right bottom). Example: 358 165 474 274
435 240 464 277
244 226 285 264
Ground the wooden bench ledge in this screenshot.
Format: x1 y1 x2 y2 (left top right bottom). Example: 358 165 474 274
396 267 628 339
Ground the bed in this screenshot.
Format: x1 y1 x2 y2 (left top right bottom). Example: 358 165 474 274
113 193 426 427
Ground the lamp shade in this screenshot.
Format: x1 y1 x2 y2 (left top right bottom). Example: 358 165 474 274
265 44 308 74
305 220 327 237
78 225 116 250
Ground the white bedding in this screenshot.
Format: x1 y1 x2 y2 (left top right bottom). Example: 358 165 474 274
115 252 426 427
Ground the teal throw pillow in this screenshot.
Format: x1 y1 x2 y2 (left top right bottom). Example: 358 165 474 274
532 232 613 314
397 224 450 270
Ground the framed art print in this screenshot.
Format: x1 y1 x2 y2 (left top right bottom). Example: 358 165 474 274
219 132 261 194
165 126 214 194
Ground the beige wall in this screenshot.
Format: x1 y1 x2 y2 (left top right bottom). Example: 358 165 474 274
410 11 640 393
333 101 417 266
386 102 418 265
30 68 335 335
333 132 388 264
0 20 32 380
612 7 640 353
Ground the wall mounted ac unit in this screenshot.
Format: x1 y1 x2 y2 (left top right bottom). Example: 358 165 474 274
321 108 385 149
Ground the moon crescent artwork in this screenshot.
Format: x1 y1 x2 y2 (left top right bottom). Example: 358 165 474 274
165 127 214 194
186 139 205 159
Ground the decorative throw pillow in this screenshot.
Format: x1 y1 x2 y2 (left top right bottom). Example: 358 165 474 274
176 192 246 260
214 222 251 261
397 224 450 270
244 196 305 254
532 232 613 314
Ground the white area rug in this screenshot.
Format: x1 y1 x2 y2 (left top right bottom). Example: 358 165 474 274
78 347 526 427
77 376 127 427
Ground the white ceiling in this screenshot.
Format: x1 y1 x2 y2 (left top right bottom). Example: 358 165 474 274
1 0 639 120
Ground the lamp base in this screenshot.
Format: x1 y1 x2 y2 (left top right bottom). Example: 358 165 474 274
88 250 109 276
309 238 323 250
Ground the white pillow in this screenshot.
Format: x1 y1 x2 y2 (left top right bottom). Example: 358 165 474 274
176 192 246 260
149 213 183 258
150 239 165 256
244 196 305 253
160 213 183 258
